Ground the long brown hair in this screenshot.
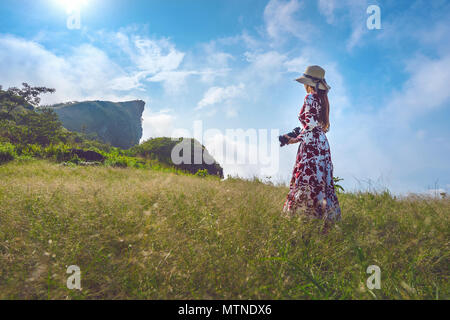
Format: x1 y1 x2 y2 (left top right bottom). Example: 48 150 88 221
305 85 330 132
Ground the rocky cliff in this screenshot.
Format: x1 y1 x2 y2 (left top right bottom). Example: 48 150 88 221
52 100 145 149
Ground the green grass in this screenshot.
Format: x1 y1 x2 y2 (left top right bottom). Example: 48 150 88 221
0 160 448 300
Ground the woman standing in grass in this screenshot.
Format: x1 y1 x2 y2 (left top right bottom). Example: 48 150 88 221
283 65 341 222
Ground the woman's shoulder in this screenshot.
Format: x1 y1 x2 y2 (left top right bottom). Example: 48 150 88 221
304 93 319 104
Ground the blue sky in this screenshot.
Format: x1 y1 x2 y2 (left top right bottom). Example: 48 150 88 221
1 0 449 195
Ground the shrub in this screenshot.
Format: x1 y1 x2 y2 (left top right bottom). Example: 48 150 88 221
68 154 81 165
105 154 131 168
0 143 16 164
18 144 44 158
44 143 72 162
195 169 209 178
334 177 345 193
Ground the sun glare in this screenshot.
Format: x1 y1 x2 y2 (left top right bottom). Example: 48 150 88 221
55 0 89 13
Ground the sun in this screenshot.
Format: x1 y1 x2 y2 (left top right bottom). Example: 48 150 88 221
55 0 89 13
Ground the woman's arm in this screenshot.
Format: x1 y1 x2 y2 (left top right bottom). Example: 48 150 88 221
290 94 320 144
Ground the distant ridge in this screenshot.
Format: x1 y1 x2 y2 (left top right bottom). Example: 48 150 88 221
52 100 145 149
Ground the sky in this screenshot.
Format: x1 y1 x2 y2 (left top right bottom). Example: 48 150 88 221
0 0 449 195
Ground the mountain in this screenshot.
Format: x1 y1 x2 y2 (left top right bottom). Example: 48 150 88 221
52 100 145 149
130 137 224 178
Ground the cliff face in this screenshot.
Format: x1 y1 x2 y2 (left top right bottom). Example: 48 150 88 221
52 100 145 149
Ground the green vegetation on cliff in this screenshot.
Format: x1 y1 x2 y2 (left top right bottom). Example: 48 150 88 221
130 137 224 178
51 100 145 149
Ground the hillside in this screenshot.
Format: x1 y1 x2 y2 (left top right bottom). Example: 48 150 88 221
1 86 223 176
130 137 224 178
0 160 448 300
51 100 145 149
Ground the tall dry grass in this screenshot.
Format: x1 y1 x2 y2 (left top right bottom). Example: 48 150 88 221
0 160 448 299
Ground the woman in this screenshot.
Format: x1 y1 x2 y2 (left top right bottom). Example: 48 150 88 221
283 65 341 222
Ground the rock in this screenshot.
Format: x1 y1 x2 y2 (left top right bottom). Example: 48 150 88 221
70 149 105 163
52 100 145 149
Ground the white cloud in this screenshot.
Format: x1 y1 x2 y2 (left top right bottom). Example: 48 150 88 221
264 0 315 42
133 37 185 74
346 26 367 51
108 71 148 91
147 70 200 94
141 109 176 141
241 51 289 88
196 83 245 110
317 0 336 24
316 0 371 51
0 35 138 104
386 54 450 123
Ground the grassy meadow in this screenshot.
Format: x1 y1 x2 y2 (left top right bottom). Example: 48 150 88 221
0 160 448 300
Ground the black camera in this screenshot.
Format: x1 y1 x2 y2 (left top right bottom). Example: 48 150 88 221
279 127 301 147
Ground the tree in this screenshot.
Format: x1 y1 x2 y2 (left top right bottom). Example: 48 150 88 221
0 83 61 146
6 83 56 107
0 83 55 116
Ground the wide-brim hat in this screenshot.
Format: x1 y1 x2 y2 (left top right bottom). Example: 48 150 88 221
295 65 331 92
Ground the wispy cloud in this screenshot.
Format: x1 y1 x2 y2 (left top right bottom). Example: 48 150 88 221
196 83 245 111
264 0 315 42
0 35 137 104
316 0 371 51
386 54 450 123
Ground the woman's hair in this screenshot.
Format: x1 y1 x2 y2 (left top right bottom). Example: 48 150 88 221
305 85 330 132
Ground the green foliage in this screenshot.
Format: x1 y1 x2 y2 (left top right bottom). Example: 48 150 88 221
334 177 345 193
129 137 179 163
43 143 73 162
195 169 209 178
0 143 17 164
0 84 66 147
105 154 131 168
0 83 220 177
51 100 145 149
13 108 65 146
130 137 224 177
17 144 44 158
68 154 81 165
1 83 55 108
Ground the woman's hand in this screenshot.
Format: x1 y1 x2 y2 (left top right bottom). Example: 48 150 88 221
285 135 299 145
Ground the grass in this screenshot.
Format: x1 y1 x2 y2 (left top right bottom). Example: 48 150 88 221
0 160 448 300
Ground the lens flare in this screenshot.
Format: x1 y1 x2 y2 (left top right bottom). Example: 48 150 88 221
55 0 89 13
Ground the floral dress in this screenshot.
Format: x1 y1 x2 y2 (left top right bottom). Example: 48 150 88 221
283 93 342 221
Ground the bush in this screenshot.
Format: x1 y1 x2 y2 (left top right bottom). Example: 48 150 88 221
105 154 131 168
0 143 16 164
68 154 81 165
44 143 72 162
195 169 209 178
17 144 44 158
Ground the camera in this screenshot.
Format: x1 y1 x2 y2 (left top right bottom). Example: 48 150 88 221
279 127 301 147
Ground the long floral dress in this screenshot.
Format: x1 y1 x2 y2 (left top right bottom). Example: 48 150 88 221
283 93 342 221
